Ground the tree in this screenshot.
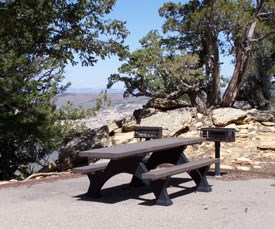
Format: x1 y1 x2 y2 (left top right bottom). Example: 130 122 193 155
107 30 207 111
159 0 226 107
238 37 275 109
222 0 275 106
0 0 128 180
159 0 275 107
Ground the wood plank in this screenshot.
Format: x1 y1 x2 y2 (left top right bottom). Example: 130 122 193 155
142 158 219 181
72 162 108 174
79 137 205 159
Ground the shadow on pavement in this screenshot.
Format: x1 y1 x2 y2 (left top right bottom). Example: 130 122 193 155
73 177 199 206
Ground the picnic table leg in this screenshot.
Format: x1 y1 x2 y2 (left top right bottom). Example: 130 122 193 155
189 165 212 192
130 146 186 187
130 162 149 186
85 156 143 198
177 149 212 191
150 176 173 206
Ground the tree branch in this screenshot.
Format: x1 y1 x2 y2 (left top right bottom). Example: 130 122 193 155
250 30 275 43
256 11 273 20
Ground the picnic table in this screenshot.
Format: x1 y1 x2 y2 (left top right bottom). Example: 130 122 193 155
73 137 218 206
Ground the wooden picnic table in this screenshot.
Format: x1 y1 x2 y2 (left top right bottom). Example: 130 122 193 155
73 137 218 206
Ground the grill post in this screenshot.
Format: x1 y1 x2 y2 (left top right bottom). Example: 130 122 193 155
215 141 221 176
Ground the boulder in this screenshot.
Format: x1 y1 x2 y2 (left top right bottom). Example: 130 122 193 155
112 131 137 145
58 125 111 170
212 108 247 126
139 108 194 136
246 109 275 122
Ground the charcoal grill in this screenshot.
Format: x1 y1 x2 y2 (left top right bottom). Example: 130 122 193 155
134 126 163 140
200 128 236 176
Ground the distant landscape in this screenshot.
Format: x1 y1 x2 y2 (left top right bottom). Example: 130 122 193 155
52 92 149 129
53 91 149 109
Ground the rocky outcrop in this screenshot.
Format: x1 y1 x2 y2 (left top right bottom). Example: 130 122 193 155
57 125 111 170
58 107 275 174
106 108 274 173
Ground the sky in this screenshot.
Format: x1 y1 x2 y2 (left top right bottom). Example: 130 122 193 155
64 0 234 92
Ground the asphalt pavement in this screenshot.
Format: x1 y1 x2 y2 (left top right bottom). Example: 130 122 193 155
0 174 274 229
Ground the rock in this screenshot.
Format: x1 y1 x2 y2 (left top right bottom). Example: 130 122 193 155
107 122 120 134
220 164 234 170
133 108 156 123
194 122 203 128
237 129 248 138
234 157 255 165
233 100 252 109
261 122 275 126
257 145 275 151
225 123 237 129
262 152 275 158
54 103 275 175
180 130 199 138
236 166 250 171
145 98 191 110
212 108 247 126
139 108 194 137
247 109 275 122
58 125 111 170
252 165 262 169
112 131 136 145
255 135 275 151
122 120 137 132
197 113 204 119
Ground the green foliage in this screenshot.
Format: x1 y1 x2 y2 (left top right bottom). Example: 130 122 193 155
0 0 128 66
159 0 275 107
0 0 127 180
0 55 68 179
239 37 275 109
107 30 205 106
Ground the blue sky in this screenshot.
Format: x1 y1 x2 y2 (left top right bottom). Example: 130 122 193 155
64 0 234 91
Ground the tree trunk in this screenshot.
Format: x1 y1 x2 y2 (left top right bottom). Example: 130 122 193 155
221 49 252 107
221 21 257 107
189 91 207 115
203 0 221 107
205 31 221 107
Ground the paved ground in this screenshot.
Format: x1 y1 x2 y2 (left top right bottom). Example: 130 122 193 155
0 174 274 229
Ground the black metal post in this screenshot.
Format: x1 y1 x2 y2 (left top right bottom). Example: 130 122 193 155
215 141 221 176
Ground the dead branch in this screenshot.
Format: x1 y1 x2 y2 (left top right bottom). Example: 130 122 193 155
23 172 66 181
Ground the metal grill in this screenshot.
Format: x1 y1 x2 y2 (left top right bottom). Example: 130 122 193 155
200 128 236 142
200 127 236 177
134 126 163 140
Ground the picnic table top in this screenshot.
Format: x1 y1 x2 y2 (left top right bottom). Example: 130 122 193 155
79 137 204 159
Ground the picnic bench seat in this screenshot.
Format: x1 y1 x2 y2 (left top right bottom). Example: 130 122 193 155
72 162 108 174
141 158 219 206
72 155 151 174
